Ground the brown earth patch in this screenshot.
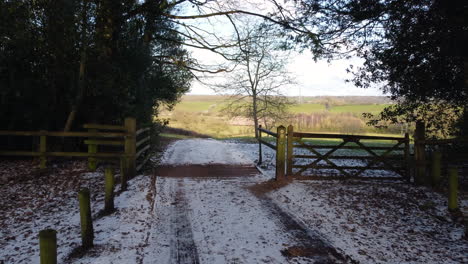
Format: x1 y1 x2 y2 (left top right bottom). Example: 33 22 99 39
155 164 259 178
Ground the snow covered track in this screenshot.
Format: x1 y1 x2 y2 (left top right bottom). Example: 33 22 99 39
157 138 351 263
170 181 200 264
4 138 466 263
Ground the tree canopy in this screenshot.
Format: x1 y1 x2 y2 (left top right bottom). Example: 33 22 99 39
0 0 193 131
276 0 467 136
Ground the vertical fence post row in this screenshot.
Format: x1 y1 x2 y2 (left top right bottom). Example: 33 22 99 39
104 168 115 213
286 125 294 176
276 126 286 181
414 121 426 185
448 167 459 212
39 130 47 169
39 229 57 264
78 188 94 249
87 129 97 171
431 151 442 188
257 125 262 165
124 117 136 179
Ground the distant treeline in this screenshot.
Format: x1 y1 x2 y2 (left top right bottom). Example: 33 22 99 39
288 113 402 134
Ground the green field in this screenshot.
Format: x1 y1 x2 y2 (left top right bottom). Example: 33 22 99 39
170 98 391 115
329 104 391 114
288 103 326 113
172 101 223 112
160 95 401 138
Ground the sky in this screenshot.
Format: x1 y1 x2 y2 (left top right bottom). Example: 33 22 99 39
189 51 385 97
179 1 386 97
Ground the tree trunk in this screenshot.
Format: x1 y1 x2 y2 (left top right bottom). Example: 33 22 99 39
252 93 259 138
64 0 88 132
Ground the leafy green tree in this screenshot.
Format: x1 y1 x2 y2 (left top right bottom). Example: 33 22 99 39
273 0 467 137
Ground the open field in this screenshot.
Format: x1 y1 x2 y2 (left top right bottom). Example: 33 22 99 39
160 95 401 138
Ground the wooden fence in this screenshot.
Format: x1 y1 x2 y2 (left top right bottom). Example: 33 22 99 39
413 121 468 186
0 117 152 179
258 125 410 181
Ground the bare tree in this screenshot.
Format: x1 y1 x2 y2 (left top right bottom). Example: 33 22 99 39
215 22 295 137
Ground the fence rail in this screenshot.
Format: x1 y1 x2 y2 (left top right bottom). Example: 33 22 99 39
0 117 153 180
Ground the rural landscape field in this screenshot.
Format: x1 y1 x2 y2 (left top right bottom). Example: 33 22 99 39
160 95 400 138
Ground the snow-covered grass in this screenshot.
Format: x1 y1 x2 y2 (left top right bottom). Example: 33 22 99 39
0 160 105 263
269 180 468 263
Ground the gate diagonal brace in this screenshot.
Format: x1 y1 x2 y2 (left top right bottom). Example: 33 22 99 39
294 139 351 177
352 140 404 178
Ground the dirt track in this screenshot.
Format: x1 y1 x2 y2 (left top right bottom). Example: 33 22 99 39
159 164 352 264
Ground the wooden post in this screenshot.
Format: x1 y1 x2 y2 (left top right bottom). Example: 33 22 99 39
414 121 426 185
104 167 115 213
78 188 94 249
448 167 459 211
39 229 57 264
88 129 97 171
257 125 262 165
286 125 294 176
120 157 128 191
39 131 47 169
431 151 442 188
124 117 136 179
404 133 410 182
276 126 286 181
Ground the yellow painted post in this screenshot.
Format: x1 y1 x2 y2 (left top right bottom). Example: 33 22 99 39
286 125 294 176
124 118 136 179
104 168 115 213
448 167 459 212
431 151 442 188
88 129 97 171
414 121 426 185
78 188 94 249
39 229 57 264
258 125 262 165
39 131 47 169
276 126 286 181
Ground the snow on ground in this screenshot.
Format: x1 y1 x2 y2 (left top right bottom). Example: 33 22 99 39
76 174 164 264
2 138 467 263
160 138 252 165
0 161 106 263
268 181 468 263
183 177 292 263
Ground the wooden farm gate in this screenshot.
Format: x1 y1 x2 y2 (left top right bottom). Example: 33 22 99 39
257 125 410 180
286 126 410 180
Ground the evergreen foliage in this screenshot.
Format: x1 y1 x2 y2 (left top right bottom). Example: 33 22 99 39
0 0 192 131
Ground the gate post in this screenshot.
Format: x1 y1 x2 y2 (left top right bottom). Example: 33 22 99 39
286 125 294 176
276 126 286 181
414 121 426 185
124 117 136 179
257 125 262 165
